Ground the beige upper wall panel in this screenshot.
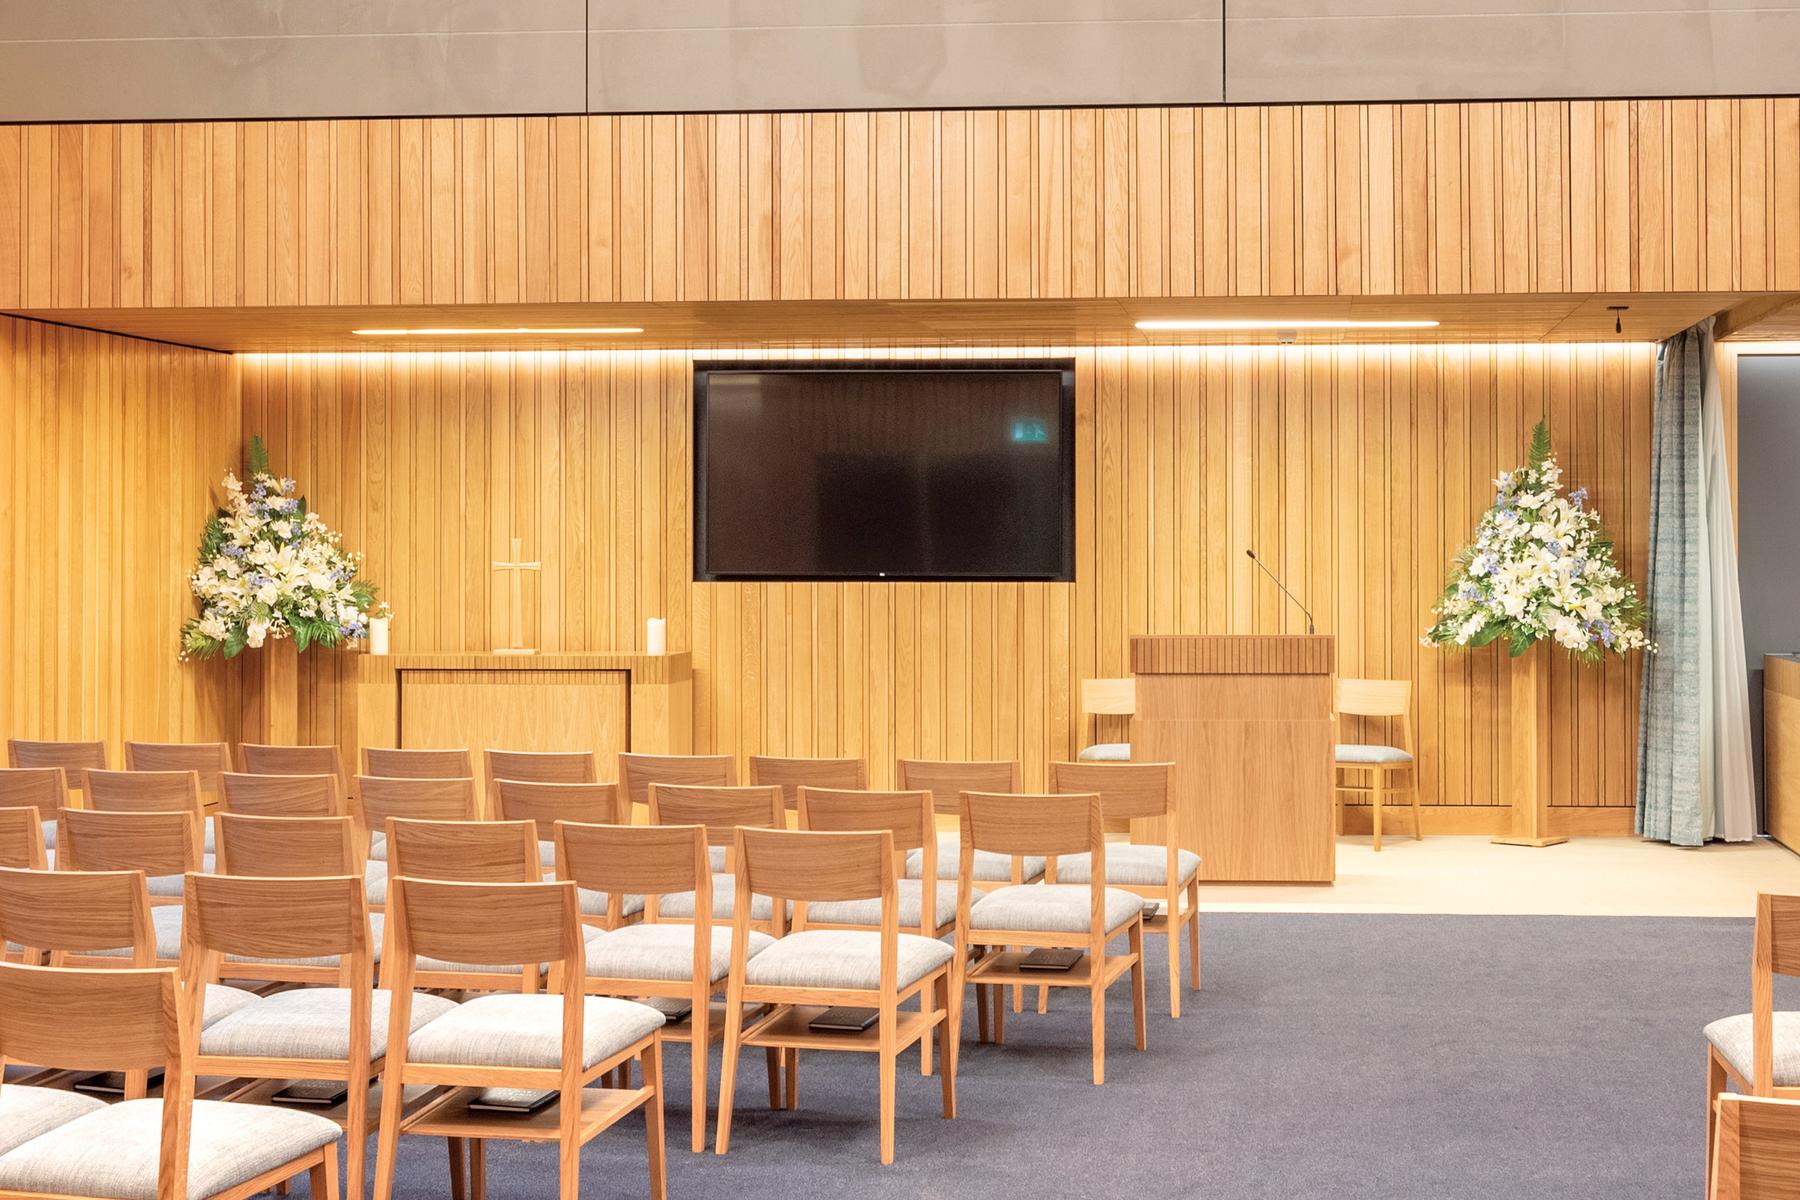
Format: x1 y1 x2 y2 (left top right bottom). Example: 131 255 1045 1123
587 0 1226 111
1226 1 1800 103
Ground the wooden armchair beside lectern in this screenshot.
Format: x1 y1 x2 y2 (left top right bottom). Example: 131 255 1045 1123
1127 635 1337 884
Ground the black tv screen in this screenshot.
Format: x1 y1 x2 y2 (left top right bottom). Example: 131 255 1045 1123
694 360 1075 581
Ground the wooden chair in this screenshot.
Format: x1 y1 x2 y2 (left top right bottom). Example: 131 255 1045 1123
1707 893 1800 1177
184 872 453 1200
1711 1094 1800 1199
6 738 107 798
647 785 786 931
492 780 637 927
352 775 480 904
956 792 1147 1084
748 756 866 810
239 743 350 797
1048 761 1201 1016
363 747 474 780
57 807 203 915
715 827 959 1165
0 808 47 878
486 749 598 786
1333 678 1419 851
0 768 67 855
84 769 213 896
125 741 232 799
372 877 667 1200
1077 678 1136 761
619 753 736 822
220 771 345 818
894 759 1040 884
559 821 780 1153
0 961 343 1200
385 816 567 993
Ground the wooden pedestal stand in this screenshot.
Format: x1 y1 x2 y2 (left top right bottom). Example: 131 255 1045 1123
241 636 299 745
1492 641 1568 847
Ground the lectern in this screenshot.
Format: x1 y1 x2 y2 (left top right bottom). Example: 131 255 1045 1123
1129 635 1336 883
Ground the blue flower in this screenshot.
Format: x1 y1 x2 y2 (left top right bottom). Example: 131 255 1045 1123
1545 539 1564 558
1496 507 1516 523
223 543 245 558
1569 486 1588 509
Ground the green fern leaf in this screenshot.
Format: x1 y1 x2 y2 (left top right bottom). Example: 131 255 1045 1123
246 435 270 478
1527 419 1553 469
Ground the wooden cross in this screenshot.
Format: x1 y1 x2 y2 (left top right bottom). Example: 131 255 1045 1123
491 535 542 655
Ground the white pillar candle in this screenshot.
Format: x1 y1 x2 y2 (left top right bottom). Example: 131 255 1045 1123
646 617 667 656
368 616 390 656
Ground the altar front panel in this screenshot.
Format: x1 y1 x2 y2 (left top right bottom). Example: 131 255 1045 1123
398 669 629 771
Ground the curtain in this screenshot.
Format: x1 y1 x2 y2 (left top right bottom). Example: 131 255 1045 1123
1637 319 1756 845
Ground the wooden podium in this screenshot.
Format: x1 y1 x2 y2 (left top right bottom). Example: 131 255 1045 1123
1128 635 1336 883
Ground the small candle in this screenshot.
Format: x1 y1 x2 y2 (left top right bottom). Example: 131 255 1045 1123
369 616 390 656
646 617 666 656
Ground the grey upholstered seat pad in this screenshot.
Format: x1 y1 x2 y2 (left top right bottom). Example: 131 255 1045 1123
200 987 457 1061
146 855 216 898
709 846 728 873
1077 742 1131 762
585 923 774 983
0 1098 340 1200
200 985 263 1028
659 875 778 921
1704 1011 1800 1085
905 834 1046 883
1052 845 1202 887
0 1086 107 1156
744 929 954 992
369 832 387 860
406 994 665 1070
38 819 55 849
1334 743 1413 764
805 879 973 930
968 884 1143 934
539 874 647 918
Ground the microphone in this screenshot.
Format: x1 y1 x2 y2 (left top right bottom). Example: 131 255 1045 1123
1245 549 1317 635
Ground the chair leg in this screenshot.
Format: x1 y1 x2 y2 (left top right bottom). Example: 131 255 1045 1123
1166 918 1182 1019
993 982 1007 1044
937 969 959 1120
878 1011 898 1165
1037 983 1049 1014
765 1047 783 1110
372 1064 407 1200
470 1141 487 1200
1129 921 1147 1052
974 982 990 1043
559 1075 580 1200
920 983 935 1077
447 1139 465 1200
715 997 745 1155
1410 779 1424 841
1186 878 1202 991
643 1039 668 1200
1371 772 1385 852
344 1076 369 1200
1089 978 1106 1086
690 1001 711 1152
1707 1049 1729 1186
311 1143 341 1200
784 1047 799 1110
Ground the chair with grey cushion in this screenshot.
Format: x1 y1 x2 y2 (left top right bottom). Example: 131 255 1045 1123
1076 677 1137 762
492 779 640 923
212 813 386 979
1706 892 1800 1182
618 753 737 833
486 749 598 788
220 771 345 818
238 743 351 802
895 759 1045 886
56 805 206 910
559 820 779 1153
5 738 107 803
124 741 232 803
185 872 455 1200
352 774 480 896
1048 761 1202 1017
84 769 218 887
1333 678 1420 851
747 755 866 811
372 876 668 1200
715 826 959 1165
0 1085 107 1156
647 784 787 931
956 791 1147 1085
0 961 343 1200
0 770 64 858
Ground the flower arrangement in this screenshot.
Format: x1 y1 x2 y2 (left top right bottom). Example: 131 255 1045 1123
1423 421 1650 663
180 436 386 659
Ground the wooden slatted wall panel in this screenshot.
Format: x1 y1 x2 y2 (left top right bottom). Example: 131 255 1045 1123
240 341 1649 811
0 101 1795 309
0 315 240 758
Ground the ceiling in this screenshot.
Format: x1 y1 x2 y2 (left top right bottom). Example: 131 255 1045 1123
5 292 1780 354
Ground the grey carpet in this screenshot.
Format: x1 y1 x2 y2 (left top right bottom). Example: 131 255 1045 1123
354 913 1759 1200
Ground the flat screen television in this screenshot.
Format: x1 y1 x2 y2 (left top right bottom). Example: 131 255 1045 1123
694 360 1075 582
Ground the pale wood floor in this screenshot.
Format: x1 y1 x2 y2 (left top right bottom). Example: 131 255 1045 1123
1196 835 1800 918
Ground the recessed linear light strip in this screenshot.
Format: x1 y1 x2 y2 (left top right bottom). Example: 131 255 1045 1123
351 326 644 336
1135 318 1440 331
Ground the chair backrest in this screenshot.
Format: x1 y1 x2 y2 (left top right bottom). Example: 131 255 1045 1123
619 753 736 812
960 791 1102 860
0 960 187 1086
647 784 785 850
215 813 362 878
1751 893 1800 1091
1046 761 1175 822
555 822 709 927
896 759 1022 816
220 771 344 817
385 817 543 884
238 743 349 793
363 746 474 779
386 877 584 985
1711 1095 1800 1200
7 739 108 792
124 742 231 793
58 808 201 880
491 779 621 829
796 788 937 931
486 749 598 786
184 872 372 994
748 756 867 809
735 827 896 945
85 769 206 819
0 865 155 966
353 776 479 844
0 806 48 870
1081 678 1136 716
1335 677 1413 747
0 767 68 825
